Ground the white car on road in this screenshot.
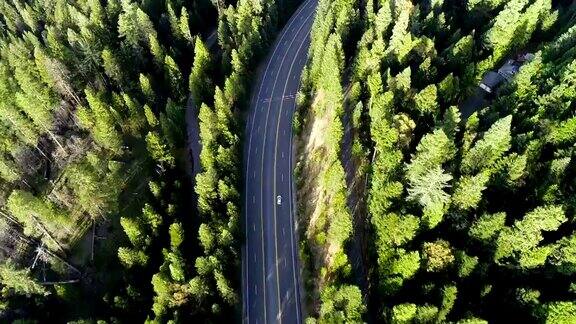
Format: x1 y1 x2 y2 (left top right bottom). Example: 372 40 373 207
276 195 282 206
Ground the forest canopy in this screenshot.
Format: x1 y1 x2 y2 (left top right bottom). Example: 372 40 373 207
295 0 576 322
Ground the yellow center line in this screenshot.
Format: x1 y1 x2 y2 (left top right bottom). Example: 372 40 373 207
260 9 316 323
244 0 315 322
273 26 312 324
244 1 312 321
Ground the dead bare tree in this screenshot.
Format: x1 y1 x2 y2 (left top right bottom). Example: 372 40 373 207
44 58 82 107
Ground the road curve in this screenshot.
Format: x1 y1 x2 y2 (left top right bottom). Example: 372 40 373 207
242 0 317 323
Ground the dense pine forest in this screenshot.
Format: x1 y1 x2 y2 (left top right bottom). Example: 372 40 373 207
297 0 576 322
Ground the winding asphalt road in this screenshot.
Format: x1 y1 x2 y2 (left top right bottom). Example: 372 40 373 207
242 0 317 322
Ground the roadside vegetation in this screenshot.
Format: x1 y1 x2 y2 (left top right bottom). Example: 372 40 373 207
297 0 576 322
295 0 365 321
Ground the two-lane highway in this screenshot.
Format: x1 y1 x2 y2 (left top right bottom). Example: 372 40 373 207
243 0 317 323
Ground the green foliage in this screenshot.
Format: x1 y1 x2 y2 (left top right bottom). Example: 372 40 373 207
391 303 417 323
393 113 416 148
0 0 222 317
451 172 489 211
549 234 576 275
82 88 123 154
139 73 155 103
318 285 365 323
118 0 155 50
168 222 184 249
393 67 412 94
298 0 363 319
141 203 162 236
7 190 71 245
456 251 479 278
0 0 574 321
145 131 175 167
0 262 48 297
469 212 507 242
373 213 420 248
457 318 489 324
389 250 421 281
346 1 576 321
102 48 125 84
386 0 414 64
406 130 456 182
494 205 566 265
461 116 512 175
542 301 576 323
189 38 214 105
120 216 147 248
118 246 149 268
482 0 531 64
441 106 461 139
415 304 439 322
423 240 455 272
414 84 438 115
447 35 474 68
405 130 456 228
0 157 20 183
198 223 215 252
65 157 124 219
164 55 184 100
408 166 452 228
437 285 458 322
390 303 439 324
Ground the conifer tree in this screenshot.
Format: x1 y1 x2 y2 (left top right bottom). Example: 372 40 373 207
180 7 194 44
146 131 175 167
189 38 214 105
461 116 512 174
118 246 149 268
0 262 48 297
164 55 185 100
83 88 123 154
